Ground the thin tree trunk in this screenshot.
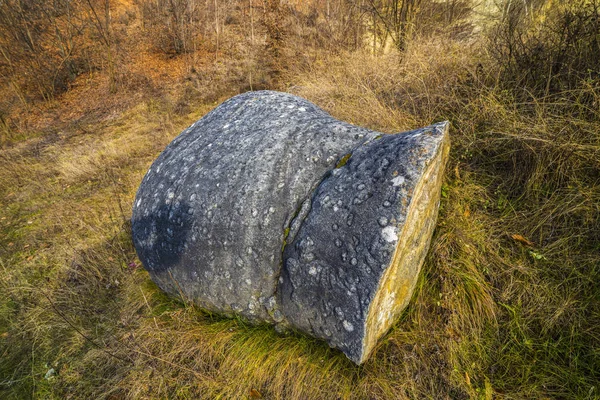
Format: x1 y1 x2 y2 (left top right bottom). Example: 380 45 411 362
214 0 219 59
250 0 254 45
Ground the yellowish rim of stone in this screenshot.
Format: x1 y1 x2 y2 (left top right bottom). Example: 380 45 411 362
360 127 450 364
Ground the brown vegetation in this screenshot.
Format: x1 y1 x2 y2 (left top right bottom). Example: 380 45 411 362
1 0 599 398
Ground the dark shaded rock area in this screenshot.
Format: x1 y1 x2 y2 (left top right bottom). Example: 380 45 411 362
132 90 449 363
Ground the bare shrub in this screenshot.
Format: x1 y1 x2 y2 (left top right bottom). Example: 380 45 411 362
359 0 475 52
0 0 118 101
136 0 208 55
0 0 88 100
490 0 600 104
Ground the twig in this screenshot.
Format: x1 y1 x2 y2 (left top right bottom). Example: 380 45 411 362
40 289 134 366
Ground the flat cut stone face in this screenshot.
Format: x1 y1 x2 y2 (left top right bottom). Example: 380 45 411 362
131 90 449 363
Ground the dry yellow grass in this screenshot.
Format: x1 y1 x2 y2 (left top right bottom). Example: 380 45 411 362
1 14 599 400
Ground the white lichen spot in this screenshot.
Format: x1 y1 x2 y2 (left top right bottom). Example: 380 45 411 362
304 252 315 262
382 225 398 243
308 266 317 276
378 217 389 227
298 107 306 112
342 320 354 332
273 310 284 322
223 124 230 129
391 175 406 186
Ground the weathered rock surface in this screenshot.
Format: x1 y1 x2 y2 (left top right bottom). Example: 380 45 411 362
132 91 378 322
131 90 449 364
279 125 449 363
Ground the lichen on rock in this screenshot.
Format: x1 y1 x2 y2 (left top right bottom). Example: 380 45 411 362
131 90 449 364
279 122 450 363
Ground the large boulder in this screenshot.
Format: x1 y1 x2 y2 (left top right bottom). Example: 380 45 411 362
132 90 449 364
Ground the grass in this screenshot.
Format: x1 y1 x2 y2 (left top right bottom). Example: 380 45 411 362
1 31 599 400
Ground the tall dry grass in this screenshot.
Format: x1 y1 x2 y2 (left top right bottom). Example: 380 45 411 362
1 2 599 399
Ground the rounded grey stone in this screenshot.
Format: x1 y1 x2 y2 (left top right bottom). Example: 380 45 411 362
132 91 378 322
131 90 449 364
